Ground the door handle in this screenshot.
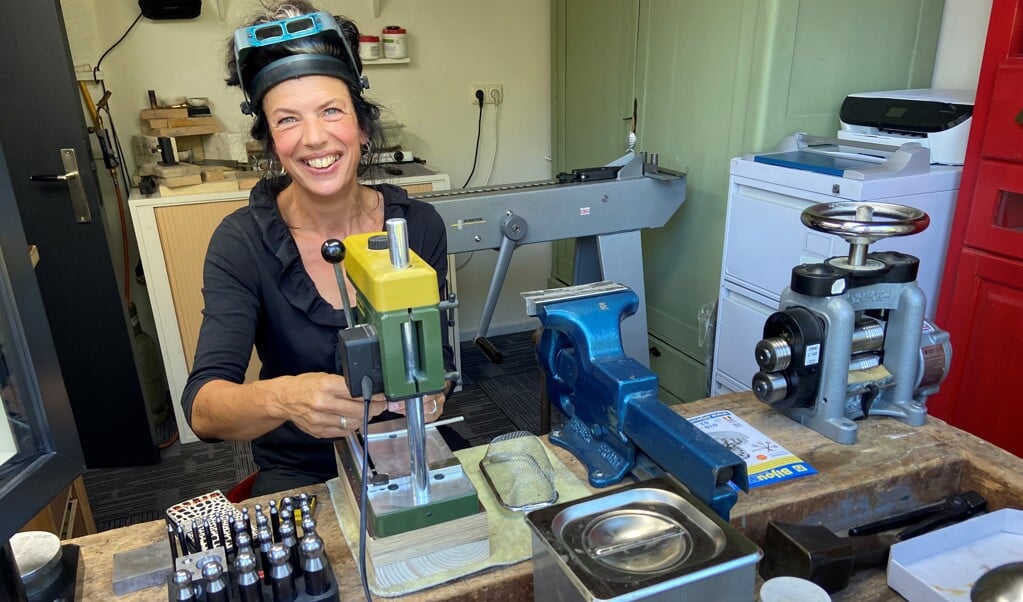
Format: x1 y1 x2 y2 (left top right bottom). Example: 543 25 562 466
30 148 92 223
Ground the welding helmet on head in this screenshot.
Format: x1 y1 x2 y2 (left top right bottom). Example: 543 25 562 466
233 10 369 116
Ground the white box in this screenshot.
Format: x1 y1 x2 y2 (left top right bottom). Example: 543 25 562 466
888 508 1023 601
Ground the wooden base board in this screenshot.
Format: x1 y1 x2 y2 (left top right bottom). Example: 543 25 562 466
336 460 490 584
157 180 239 197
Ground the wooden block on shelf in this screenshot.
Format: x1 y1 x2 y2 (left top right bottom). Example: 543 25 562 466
227 170 262 190
144 124 219 138
140 107 189 119
158 180 239 197
200 168 226 182
142 162 202 179
158 174 202 188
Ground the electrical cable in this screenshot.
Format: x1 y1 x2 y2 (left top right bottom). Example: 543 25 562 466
484 102 502 186
358 374 374 602
93 10 144 82
461 91 485 188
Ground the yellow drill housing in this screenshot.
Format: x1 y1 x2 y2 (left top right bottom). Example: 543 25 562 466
342 232 446 400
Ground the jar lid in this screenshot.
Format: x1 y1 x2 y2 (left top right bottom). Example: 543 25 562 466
759 577 831 602
383 26 406 33
360 35 380 41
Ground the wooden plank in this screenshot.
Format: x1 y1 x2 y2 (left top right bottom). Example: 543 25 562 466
145 118 169 129
167 116 216 127
335 459 490 583
144 124 219 137
200 169 226 182
157 180 238 197
140 162 201 178
157 174 202 188
140 107 188 119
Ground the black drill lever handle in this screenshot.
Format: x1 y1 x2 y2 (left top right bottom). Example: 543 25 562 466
320 239 357 327
474 335 504 364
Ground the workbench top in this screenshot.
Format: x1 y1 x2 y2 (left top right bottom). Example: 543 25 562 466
67 392 1023 600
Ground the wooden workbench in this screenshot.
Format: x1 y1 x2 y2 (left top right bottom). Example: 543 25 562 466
67 392 1023 600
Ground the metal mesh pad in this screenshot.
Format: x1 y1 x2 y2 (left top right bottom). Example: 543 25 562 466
479 431 559 512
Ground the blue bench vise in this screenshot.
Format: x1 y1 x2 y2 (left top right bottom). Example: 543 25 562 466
525 282 749 520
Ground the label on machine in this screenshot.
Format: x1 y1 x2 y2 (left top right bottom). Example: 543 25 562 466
688 410 817 488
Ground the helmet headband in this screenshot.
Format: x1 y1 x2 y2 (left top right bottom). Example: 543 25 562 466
233 11 368 115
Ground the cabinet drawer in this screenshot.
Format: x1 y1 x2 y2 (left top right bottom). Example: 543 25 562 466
965 160 1023 258
713 284 776 392
980 64 1023 162
723 185 838 298
648 334 707 403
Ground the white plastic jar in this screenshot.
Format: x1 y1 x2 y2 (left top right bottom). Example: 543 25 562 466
382 26 407 59
358 35 381 61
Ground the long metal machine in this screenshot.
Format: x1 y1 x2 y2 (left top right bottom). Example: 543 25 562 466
417 151 685 366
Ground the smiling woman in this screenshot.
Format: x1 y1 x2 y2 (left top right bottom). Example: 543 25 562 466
179 1 461 499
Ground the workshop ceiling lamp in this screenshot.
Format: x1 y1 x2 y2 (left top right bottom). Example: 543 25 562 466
233 10 368 116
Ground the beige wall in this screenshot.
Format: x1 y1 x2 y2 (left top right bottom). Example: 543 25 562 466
932 0 993 90
62 0 553 339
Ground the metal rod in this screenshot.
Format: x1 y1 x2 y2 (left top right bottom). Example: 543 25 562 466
386 218 410 268
847 205 875 267
401 319 431 504
386 217 430 503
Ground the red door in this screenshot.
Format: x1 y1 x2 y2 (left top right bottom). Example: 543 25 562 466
940 249 1023 455
932 0 1023 457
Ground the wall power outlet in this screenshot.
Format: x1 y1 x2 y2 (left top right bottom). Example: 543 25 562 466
471 84 503 105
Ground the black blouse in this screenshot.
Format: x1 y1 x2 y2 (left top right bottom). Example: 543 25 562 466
181 177 453 482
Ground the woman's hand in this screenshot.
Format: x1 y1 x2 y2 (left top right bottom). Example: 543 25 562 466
386 389 449 423
267 372 387 438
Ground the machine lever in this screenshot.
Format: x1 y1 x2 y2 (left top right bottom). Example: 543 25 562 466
474 336 503 364
320 239 357 327
473 212 528 363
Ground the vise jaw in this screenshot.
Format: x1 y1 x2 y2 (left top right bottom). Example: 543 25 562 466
524 282 749 520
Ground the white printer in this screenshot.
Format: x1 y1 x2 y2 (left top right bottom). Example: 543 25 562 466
838 88 974 165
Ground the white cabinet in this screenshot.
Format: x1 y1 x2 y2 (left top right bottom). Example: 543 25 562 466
711 155 961 395
131 169 450 443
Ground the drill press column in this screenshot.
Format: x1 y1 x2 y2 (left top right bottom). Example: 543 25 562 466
384 218 430 505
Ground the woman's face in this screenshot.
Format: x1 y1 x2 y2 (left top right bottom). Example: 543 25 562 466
263 75 366 199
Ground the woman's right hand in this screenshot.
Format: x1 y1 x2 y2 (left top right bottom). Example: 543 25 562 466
265 372 387 438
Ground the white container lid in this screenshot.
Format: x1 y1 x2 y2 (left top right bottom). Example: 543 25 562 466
759 576 832 602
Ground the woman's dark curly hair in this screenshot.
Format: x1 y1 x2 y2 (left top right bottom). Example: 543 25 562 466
226 1 384 168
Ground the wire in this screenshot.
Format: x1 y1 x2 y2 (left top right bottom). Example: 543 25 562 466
94 11 144 82
484 103 502 186
358 375 374 602
461 94 485 188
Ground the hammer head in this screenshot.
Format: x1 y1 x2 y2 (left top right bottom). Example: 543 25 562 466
760 521 854 593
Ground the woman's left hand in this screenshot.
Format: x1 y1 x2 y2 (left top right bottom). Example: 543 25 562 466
387 390 446 423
